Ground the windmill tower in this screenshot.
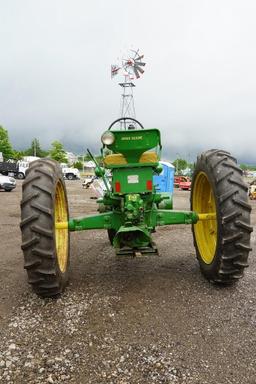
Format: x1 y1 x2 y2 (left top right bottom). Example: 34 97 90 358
111 49 146 128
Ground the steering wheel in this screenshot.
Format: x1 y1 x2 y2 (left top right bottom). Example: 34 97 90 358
108 117 144 130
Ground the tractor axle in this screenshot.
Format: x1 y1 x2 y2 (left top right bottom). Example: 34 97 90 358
55 210 215 231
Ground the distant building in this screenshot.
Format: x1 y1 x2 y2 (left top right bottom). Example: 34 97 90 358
84 161 95 175
65 152 78 165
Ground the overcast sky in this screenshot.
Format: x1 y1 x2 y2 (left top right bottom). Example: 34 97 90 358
0 0 256 162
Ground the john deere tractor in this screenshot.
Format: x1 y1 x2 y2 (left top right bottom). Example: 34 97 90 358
20 118 252 297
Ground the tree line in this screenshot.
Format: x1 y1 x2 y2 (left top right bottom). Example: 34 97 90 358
2 125 255 172
0 125 74 164
0 125 192 171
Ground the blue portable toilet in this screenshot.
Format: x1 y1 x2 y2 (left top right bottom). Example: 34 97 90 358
153 161 175 194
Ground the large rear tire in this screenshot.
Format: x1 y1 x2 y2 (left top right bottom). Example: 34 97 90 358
191 149 252 284
20 159 70 297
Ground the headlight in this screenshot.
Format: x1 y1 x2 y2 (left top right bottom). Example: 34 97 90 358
101 131 115 145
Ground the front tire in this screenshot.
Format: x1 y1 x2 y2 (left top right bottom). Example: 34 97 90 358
20 159 70 297
191 149 252 284
17 172 25 180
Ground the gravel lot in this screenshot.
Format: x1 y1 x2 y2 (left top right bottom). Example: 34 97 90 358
0 180 255 384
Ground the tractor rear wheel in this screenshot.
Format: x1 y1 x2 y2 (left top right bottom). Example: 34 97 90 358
191 149 252 284
20 159 70 297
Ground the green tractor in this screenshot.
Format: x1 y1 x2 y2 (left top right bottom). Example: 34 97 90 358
20 118 252 297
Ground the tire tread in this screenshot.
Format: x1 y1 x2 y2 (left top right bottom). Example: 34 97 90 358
191 149 252 284
20 159 69 297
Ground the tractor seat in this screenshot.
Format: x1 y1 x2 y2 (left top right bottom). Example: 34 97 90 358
104 152 158 166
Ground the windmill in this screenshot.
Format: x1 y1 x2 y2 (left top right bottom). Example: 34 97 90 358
111 49 146 128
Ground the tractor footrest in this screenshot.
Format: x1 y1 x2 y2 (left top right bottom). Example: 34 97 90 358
116 242 159 257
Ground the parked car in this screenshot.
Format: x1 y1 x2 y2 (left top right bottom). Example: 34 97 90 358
60 164 80 180
174 176 191 190
174 175 184 188
0 173 16 192
0 157 39 179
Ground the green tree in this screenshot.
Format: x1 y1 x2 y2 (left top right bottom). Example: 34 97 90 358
49 141 67 163
25 138 49 157
239 163 256 171
12 150 26 160
187 162 195 174
73 161 83 170
0 126 13 160
239 163 247 171
173 158 188 174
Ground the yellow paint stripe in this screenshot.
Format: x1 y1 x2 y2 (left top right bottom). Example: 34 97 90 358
55 221 69 229
198 213 216 221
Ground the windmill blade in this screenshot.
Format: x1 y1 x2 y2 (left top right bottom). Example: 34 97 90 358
133 66 140 79
132 49 143 59
135 65 144 75
111 65 120 78
134 54 144 61
112 49 145 80
131 49 140 58
134 60 146 67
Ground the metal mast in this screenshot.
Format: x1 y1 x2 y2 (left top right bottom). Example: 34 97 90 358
111 49 146 129
119 76 136 120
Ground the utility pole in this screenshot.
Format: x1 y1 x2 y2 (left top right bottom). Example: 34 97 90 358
176 153 181 175
33 139 37 157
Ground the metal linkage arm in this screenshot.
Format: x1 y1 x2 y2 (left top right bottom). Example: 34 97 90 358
156 210 216 226
56 212 115 231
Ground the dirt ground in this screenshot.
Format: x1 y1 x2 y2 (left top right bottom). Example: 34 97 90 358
0 180 255 384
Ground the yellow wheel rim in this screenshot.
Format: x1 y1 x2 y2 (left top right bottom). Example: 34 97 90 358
192 172 217 264
55 181 68 272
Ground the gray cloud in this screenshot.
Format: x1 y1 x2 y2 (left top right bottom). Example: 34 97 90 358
0 0 256 162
